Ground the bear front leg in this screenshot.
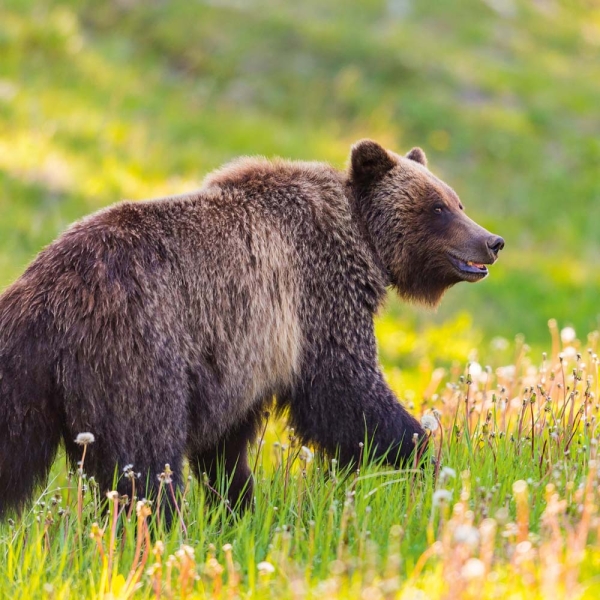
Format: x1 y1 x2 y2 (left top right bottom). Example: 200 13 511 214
287 347 427 468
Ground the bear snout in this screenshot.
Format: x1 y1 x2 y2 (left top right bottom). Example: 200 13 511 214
486 235 505 260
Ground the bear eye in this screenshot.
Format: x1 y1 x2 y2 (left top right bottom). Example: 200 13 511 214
433 205 444 214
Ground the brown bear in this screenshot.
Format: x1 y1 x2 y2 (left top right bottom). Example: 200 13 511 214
0 140 503 518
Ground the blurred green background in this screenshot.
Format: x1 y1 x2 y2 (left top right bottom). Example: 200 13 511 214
1 0 599 379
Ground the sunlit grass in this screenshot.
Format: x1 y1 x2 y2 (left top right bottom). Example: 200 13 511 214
2 325 600 598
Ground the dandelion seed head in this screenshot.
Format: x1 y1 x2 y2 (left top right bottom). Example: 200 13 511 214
468 362 483 380
461 558 485 580
300 446 314 463
441 466 456 479
420 414 439 433
75 432 95 445
257 561 275 574
432 489 453 506
453 525 480 548
561 327 576 344
491 336 509 351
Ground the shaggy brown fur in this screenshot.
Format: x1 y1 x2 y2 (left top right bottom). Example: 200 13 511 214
0 140 503 518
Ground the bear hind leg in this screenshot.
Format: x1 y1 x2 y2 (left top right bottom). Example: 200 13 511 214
188 407 264 513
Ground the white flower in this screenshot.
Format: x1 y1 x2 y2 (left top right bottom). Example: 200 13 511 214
560 327 576 344
432 489 453 506
175 545 195 560
75 432 95 445
468 362 482 380
496 365 516 380
300 446 314 463
453 525 480 548
491 336 509 351
257 561 275 575
441 466 456 479
420 414 439 433
461 558 485 580
512 480 528 496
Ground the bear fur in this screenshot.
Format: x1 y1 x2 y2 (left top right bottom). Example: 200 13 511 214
0 140 503 517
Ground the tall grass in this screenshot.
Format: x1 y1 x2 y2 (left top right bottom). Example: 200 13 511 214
2 323 600 598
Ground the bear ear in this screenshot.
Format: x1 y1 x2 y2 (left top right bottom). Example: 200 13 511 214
350 139 396 185
406 147 428 167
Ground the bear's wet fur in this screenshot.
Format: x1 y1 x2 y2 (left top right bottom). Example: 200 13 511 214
0 140 503 518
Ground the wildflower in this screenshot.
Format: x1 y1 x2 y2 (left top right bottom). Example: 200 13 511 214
512 480 528 496
89 522 103 540
491 336 509 351
420 414 439 433
136 499 152 518
496 365 516 379
441 466 456 479
561 327 576 344
300 446 314 463
257 561 275 575
176 545 195 560
75 432 95 445
432 489 452 506
461 558 485 580
153 541 165 557
468 362 483 381
106 490 119 501
453 525 480 548
158 464 173 484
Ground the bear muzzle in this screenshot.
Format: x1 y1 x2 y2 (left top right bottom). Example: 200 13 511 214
447 222 504 282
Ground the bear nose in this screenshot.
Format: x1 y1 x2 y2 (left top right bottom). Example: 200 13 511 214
487 235 505 256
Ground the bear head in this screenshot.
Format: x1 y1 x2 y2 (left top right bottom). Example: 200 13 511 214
349 139 504 306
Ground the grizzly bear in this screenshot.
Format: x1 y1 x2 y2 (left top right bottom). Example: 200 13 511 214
0 140 503 517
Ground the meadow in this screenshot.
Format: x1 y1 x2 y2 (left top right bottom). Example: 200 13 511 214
2 328 600 599
1 0 600 597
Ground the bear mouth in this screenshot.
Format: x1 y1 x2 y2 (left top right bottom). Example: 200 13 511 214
447 253 490 281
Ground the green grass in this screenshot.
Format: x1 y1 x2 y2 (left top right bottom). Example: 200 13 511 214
2 332 600 598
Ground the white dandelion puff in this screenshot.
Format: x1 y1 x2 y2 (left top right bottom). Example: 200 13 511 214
432 489 453 506
300 446 314 463
491 336 509 351
257 561 275 575
441 466 456 479
468 362 483 380
560 327 576 344
75 432 95 445
453 525 480 548
462 558 485 580
420 414 439 433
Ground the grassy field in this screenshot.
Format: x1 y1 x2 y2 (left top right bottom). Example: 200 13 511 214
2 330 600 598
1 0 600 597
